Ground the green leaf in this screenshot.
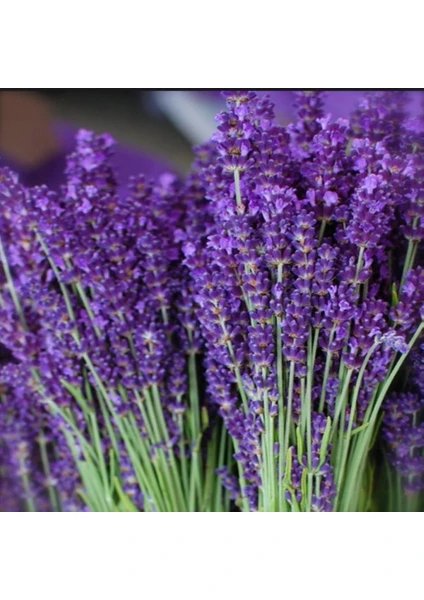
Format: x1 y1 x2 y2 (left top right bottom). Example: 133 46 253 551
77 460 110 511
201 406 209 430
369 411 384 449
300 467 308 503
50 402 97 462
113 477 139 512
391 283 399 307
283 446 292 485
291 498 300 512
319 416 332 467
61 379 91 412
350 422 369 437
109 448 118 489
296 427 304 463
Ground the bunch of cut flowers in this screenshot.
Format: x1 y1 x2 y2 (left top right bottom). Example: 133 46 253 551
0 91 423 512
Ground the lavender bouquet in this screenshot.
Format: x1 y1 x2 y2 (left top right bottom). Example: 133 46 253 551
0 132 228 512
183 91 424 512
0 91 423 512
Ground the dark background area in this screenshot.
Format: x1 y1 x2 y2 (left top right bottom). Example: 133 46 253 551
0 90 194 175
41 90 194 172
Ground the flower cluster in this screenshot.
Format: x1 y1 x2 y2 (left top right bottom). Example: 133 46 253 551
383 342 424 496
383 391 424 494
183 90 424 511
1 90 423 512
0 131 219 512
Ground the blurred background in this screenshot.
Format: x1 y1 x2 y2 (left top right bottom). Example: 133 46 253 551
0 90 422 194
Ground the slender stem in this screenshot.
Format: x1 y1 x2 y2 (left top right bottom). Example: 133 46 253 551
222 332 249 412
118 417 166 512
188 349 203 509
400 217 419 290
214 424 228 512
232 438 250 512
283 362 295 470
340 322 424 511
318 219 327 244
19 462 36 512
275 264 286 510
75 281 102 338
261 368 275 511
331 369 353 444
355 246 365 287
234 169 243 208
0 234 27 328
202 427 218 511
188 352 201 439
318 327 336 412
36 233 81 342
177 413 189 503
224 436 233 511
276 315 285 511
304 328 319 512
151 384 186 511
306 329 319 458
145 388 181 511
124 414 167 511
132 398 170 511
335 341 380 507
38 436 61 512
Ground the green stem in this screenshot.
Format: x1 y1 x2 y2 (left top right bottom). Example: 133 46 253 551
151 384 186 511
335 342 379 508
340 322 424 511
233 439 250 512
331 369 353 444
0 234 27 328
261 368 275 511
220 320 249 413
276 317 285 511
214 424 228 512
38 435 61 512
275 263 286 510
318 219 327 244
177 413 189 503
74 281 102 338
400 217 419 290
318 327 336 412
20 464 36 512
202 427 218 511
36 232 81 342
144 388 180 511
234 169 243 208
282 362 295 474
